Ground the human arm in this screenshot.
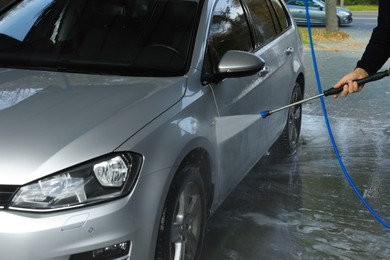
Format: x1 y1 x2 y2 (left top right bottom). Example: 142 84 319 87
333 0 390 97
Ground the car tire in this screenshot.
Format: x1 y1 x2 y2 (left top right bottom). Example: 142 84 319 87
155 166 207 260
277 82 302 156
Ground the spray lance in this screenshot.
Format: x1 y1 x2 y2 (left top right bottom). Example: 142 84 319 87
260 68 390 119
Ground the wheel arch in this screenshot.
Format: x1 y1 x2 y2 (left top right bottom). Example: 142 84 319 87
154 145 215 260
296 72 305 96
174 147 215 216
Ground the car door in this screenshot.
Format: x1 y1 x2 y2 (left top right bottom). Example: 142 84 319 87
202 0 270 200
309 0 326 24
288 0 324 24
244 0 297 139
287 0 307 24
203 0 298 201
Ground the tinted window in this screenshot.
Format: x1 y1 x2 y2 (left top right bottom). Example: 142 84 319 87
244 0 277 45
270 0 290 30
0 0 200 76
0 0 11 9
203 0 253 78
286 0 305 6
287 0 322 8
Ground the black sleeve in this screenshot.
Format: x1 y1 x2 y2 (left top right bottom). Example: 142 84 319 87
356 0 390 75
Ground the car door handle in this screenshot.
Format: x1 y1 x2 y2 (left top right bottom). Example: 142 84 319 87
258 66 270 77
285 47 294 55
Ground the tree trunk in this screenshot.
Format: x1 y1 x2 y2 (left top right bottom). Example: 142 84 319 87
326 0 339 32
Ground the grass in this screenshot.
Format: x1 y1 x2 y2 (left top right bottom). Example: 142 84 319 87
298 27 349 44
344 5 378 11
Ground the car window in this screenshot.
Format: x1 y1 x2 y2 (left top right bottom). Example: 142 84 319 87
269 0 290 31
0 0 12 8
311 0 322 8
202 0 253 79
286 0 304 6
0 0 201 76
288 0 321 8
244 0 278 46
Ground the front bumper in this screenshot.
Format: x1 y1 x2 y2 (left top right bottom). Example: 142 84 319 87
0 170 170 260
339 14 353 24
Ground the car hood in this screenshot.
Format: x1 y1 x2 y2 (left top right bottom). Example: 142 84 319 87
0 69 186 185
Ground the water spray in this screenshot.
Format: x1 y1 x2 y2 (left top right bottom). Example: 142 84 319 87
260 69 390 119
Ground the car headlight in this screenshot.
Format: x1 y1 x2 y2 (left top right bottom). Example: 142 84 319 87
338 10 349 15
8 153 143 212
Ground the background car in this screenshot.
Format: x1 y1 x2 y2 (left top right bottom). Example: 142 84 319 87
0 0 304 259
286 0 353 26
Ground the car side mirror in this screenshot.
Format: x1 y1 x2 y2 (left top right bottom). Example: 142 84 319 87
207 50 265 83
319 6 323 11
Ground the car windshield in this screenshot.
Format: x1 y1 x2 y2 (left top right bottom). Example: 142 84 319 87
0 0 200 76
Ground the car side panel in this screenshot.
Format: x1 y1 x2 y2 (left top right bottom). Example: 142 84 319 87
258 32 295 143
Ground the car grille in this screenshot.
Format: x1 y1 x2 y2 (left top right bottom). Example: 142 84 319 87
0 185 18 209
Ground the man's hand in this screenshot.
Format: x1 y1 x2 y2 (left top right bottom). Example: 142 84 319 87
332 67 369 97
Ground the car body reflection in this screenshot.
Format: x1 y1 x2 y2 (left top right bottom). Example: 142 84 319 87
202 150 302 259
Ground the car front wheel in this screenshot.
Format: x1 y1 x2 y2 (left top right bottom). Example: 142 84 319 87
279 82 302 156
155 166 206 260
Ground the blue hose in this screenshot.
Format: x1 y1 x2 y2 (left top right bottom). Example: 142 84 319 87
304 1 390 229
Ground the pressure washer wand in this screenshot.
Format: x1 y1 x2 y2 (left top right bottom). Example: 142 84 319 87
260 69 390 119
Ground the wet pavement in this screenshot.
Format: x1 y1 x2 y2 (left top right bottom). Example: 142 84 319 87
201 114 390 259
202 14 390 259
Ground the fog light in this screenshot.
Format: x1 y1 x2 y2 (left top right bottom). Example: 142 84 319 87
93 241 130 258
69 241 131 260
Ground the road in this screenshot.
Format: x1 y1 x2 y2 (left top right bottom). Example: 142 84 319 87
342 11 377 41
202 11 390 259
349 11 378 28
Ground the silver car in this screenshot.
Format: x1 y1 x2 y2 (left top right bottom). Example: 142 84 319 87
0 0 304 259
286 0 353 26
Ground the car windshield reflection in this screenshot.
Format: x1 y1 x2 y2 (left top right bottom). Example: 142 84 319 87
0 0 200 76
